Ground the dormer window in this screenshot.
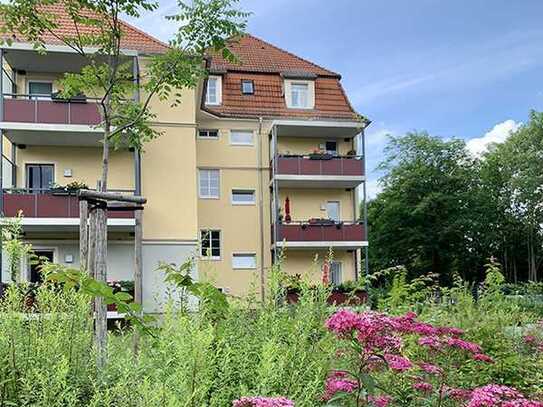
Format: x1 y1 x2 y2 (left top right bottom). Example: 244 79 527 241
284 79 315 109
205 75 222 105
291 83 308 107
241 80 254 95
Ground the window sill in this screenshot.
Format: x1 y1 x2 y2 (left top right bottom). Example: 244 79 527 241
231 202 256 206
200 256 221 261
199 196 220 200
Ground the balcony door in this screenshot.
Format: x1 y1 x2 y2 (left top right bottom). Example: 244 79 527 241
327 201 340 222
330 261 342 285
30 250 55 283
26 164 54 193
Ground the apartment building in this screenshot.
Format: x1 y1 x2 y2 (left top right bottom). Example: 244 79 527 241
0 11 368 308
197 35 368 297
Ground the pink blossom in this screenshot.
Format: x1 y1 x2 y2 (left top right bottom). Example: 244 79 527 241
418 362 443 375
384 354 412 371
412 381 433 393
473 353 495 363
446 337 483 354
467 385 543 407
368 395 392 407
232 397 294 407
325 309 363 336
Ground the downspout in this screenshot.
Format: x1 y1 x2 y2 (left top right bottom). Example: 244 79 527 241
361 128 369 286
257 117 265 301
0 48 4 294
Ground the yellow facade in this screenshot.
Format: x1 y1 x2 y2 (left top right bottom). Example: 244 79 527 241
1 43 364 302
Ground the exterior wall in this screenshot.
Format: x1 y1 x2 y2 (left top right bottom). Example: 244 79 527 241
280 249 356 282
278 188 355 222
14 145 134 190
277 137 354 156
195 116 272 297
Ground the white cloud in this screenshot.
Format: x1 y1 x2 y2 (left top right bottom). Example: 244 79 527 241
466 119 521 155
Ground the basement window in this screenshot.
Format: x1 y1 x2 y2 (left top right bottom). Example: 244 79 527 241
232 253 257 269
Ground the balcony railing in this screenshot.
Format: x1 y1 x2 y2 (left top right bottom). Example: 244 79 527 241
274 220 365 243
2 189 134 219
2 94 101 126
275 154 364 177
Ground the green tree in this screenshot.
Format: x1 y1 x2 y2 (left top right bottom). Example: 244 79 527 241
0 0 247 369
367 131 480 283
479 111 543 282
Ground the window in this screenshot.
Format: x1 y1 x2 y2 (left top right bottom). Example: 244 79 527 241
232 253 256 269
30 250 54 283
291 83 309 108
198 129 219 139
327 201 340 222
199 169 220 198
241 80 254 95
232 189 256 205
28 81 52 100
205 76 221 105
325 141 338 155
230 130 253 146
26 164 54 192
330 262 342 285
200 230 221 259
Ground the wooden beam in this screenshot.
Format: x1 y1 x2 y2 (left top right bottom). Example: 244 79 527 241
79 200 89 271
79 190 147 204
132 208 143 354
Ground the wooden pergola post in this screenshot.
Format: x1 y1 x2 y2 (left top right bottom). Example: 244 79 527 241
78 189 147 366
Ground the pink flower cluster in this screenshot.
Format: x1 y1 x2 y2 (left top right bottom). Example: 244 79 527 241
232 397 294 407
467 385 543 407
322 371 358 401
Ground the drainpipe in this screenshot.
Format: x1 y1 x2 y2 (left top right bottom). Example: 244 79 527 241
0 47 4 294
361 128 369 284
257 117 265 301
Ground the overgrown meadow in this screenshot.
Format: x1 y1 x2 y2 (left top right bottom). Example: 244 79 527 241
0 260 542 407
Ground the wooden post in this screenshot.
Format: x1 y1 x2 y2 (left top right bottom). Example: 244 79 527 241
79 200 89 271
132 208 143 354
94 181 108 371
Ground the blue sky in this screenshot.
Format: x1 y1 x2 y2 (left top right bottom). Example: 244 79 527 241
126 0 543 197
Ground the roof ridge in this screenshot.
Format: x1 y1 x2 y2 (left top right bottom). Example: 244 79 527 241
118 18 169 52
244 33 340 77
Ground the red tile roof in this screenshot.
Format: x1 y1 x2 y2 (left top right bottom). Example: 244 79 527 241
3 3 169 54
205 35 360 121
209 34 339 78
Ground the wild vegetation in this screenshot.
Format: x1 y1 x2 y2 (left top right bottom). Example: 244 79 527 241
0 249 542 406
366 110 543 284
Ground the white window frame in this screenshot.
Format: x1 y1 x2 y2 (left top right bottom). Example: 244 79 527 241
198 129 219 140
241 79 254 95
285 79 315 109
232 252 257 270
231 189 256 205
198 168 220 199
330 261 343 286
325 140 338 155
326 200 341 222
230 130 254 146
200 229 221 260
205 75 222 106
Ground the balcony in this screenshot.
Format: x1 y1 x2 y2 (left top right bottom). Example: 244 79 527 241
273 154 364 188
2 190 135 230
273 220 367 249
1 95 104 146
3 96 101 126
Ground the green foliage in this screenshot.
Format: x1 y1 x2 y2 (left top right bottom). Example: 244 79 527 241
367 112 543 283
2 214 37 283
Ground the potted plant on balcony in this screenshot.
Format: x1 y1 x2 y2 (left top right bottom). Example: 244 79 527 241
308 148 333 160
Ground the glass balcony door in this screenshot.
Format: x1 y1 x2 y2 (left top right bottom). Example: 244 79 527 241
26 164 54 193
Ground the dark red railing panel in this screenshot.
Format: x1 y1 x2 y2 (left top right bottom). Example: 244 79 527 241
3 99 101 126
70 103 101 125
3 194 133 219
276 223 365 242
3 100 35 122
276 156 364 177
